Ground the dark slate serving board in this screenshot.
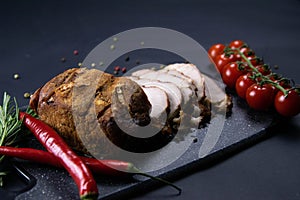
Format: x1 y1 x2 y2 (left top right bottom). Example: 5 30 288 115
7 91 277 200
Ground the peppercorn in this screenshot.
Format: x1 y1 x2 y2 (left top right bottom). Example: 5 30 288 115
73 50 79 55
114 66 120 71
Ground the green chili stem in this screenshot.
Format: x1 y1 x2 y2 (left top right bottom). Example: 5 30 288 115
127 164 182 195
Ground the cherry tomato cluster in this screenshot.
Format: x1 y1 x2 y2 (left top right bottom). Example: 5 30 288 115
208 40 300 117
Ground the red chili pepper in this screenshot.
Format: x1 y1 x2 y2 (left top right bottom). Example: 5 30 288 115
83 157 134 176
19 112 98 200
0 146 181 194
0 146 133 175
0 146 60 167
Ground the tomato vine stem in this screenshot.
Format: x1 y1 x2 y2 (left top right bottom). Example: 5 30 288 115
227 48 289 96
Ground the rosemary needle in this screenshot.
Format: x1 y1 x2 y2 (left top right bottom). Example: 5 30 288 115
0 92 23 186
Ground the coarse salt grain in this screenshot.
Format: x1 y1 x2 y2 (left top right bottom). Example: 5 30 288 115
61 57 66 62
24 92 31 98
13 73 20 79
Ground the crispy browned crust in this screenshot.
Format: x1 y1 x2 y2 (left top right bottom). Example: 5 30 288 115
29 68 152 155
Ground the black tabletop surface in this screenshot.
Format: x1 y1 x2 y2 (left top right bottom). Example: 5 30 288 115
0 0 300 199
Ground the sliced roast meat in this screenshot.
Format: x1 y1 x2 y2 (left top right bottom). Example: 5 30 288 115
138 70 191 88
161 68 198 98
140 86 169 119
131 69 153 77
202 74 232 112
129 63 213 129
163 63 205 100
132 70 195 105
161 68 195 86
129 77 182 115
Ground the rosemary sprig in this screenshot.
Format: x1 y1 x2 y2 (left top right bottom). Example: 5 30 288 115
0 92 23 186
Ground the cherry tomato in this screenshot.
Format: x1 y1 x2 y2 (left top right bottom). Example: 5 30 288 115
243 55 263 66
277 79 291 89
229 40 246 49
269 75 291 93
255 64 271 75
222 62 247 88
240 47 255 56
246 84 276 111
269 73 280 81
235 74 256 99
274 89 300 117
208 44 225 62
214 54 238 72
235 47 255 60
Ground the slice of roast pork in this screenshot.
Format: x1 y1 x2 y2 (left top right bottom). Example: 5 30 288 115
129 77 182 116
131 69 153 77
160 68 198 99
132 70 195 105
140 86 169 119
163 63 206 101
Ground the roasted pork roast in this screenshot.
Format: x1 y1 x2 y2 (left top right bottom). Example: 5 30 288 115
29 64 230 155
